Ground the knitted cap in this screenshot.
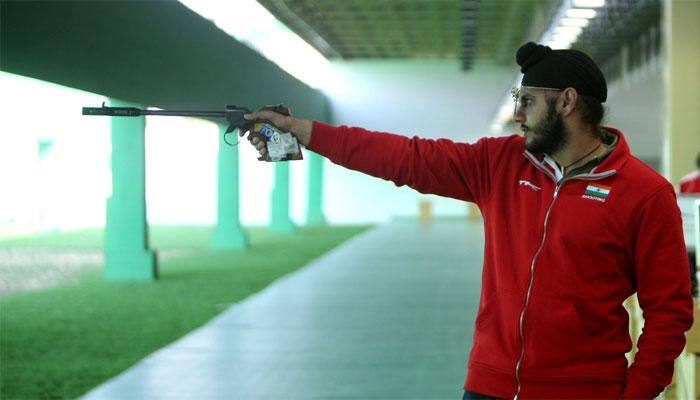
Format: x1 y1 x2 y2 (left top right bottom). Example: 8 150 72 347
516 42 607 102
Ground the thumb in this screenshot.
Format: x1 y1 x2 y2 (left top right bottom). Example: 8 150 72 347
246 110 293 132
244 110 277 122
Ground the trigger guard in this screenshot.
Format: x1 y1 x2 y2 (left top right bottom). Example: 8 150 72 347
223 130 239 146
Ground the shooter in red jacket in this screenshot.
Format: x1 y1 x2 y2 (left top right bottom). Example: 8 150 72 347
679 153 700 194
242 42 694 399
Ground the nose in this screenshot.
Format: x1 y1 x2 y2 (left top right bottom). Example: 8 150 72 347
513 105 525 124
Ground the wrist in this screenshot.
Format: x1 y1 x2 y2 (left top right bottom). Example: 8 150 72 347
291 118 313 147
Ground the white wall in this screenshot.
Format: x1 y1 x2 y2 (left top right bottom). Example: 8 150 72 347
1 58 667 234
144 115 310 227
0 72 111 236
0 71 300 234
605 62 663 167
319 60 513 224
317 58 668 224
141 58 667 227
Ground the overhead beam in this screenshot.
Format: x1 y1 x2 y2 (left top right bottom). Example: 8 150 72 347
0 1 327 120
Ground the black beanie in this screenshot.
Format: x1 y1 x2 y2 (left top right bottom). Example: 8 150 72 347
516 42 607 103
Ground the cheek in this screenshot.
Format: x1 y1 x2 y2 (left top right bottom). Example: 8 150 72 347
528 109 547 126
523 111 538 127
527 107 542 119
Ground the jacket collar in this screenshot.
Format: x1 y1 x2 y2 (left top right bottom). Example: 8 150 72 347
589 126 630 173
523 126 630 183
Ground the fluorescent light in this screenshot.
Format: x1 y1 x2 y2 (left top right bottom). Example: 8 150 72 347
552 31 581 41
572 0 605 8
561 17 590 27
548 39 575 49
550 33 577 42
555 26 583 36
549 39 576 46
566 8 597 19
179 0 337 91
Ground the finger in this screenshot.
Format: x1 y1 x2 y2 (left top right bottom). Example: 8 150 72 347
245 110 281 124
244 111 265 121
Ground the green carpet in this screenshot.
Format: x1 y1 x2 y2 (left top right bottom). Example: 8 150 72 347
0 225 370 400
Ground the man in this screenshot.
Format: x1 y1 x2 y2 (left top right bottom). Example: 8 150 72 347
242 42 694 399
678 153 700 299
679 153 700 194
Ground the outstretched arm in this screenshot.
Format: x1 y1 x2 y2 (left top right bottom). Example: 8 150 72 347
242 109 501 204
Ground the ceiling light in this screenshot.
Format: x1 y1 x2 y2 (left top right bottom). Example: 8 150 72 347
561 17 590 27
551 32 578 42
548 39 575 49
555 26 583 36
566 8 597 19
551 33 580 45
572 0 605 8
179 0 337 91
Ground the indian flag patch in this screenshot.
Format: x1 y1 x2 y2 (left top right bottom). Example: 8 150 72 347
582 184 611 202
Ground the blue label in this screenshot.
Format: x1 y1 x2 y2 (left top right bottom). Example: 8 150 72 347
258 124 278 140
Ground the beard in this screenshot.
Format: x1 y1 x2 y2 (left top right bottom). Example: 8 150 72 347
523 100 568 155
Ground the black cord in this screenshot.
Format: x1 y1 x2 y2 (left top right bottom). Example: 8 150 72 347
564 142 602 169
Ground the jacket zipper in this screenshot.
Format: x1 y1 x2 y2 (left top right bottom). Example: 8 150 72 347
513 182 563 399
512 153 618 399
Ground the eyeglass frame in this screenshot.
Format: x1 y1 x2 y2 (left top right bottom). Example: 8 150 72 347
511 86 563 120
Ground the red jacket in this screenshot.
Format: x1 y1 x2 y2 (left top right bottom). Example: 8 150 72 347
679 171 700 194
308 122 694 399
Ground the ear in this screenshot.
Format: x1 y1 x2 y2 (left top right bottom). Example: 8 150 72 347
560 87 579 116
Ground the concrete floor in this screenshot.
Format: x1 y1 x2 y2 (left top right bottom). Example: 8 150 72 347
81 219 485 400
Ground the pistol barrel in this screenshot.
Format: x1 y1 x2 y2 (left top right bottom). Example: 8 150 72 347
82 106 227 118
82 106 143 116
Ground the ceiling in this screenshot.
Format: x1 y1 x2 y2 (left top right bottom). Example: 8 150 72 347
575 0 660 68
257 0 661 72
257 0 561 70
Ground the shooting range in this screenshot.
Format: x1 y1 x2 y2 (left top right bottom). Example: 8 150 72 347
1 0 699 399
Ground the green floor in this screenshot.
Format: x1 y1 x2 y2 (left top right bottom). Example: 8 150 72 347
0 225 370 400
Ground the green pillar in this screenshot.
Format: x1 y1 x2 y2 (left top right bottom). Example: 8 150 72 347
104 99 156 281
306 152 326 225
212 124 248 250
270 161 295 232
